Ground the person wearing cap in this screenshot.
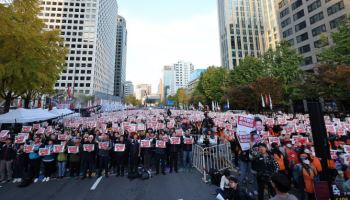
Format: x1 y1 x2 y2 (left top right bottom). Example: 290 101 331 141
0 137 16 183
252 142 279 200
269 173 298 200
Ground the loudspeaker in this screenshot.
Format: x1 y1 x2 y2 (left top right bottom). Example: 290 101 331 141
307 101 331 180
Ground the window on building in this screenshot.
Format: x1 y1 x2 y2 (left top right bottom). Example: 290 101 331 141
283 28 293 38
327 1 345 16
301 56 313 65
295 21 307 32
312 24 326 36
310 12 324 24
298 44 311 54
308 0 322 13
314 39 329 48
280 8 290 18
293 10 305 21
281 17 291 28
296 32 309 43
330 15 346 29
287 39 295 46
292 0 303 10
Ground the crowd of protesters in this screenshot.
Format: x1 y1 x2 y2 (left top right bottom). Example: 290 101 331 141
1 109 350 200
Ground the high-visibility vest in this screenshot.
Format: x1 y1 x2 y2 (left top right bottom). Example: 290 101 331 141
311 157 322 173
274 153 286 171
302 166 317 193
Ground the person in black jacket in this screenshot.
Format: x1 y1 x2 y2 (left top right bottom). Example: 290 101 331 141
253 143 279 200
0 138 16 183
201 112 215 135
216 176 246 200
154 133 167 175
12 144 28 183
81 135 96 179
182 130 193 171
127 134 140 177
114 135 127 177
169 132 180 173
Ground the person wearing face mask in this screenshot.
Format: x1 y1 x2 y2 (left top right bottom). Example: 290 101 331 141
293 154 317 200
81 135 96 179
271 143 288 175
285 143 298 180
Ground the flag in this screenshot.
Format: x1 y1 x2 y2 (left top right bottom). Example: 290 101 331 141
261 94 265 108
18 99 22 108
269 94 273 110
227 99 230 109
265 95 269 106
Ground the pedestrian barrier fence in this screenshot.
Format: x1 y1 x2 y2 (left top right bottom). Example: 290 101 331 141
192 143 233 183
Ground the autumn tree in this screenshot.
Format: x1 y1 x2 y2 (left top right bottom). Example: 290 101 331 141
0 0 67 112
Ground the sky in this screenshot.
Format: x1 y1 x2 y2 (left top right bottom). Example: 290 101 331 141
118 0 221 93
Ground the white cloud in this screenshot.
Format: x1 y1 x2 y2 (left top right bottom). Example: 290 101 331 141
125 11 221 93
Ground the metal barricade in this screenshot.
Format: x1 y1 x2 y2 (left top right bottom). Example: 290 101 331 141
192 143 233 182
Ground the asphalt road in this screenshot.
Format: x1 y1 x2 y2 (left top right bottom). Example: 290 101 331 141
0 170 217 200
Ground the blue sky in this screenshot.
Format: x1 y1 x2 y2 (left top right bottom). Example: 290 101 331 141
118 0 221 93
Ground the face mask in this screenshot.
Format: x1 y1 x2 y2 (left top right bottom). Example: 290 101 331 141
303 159 310 165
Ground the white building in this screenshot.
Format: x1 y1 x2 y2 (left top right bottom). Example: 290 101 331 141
171 61 194 95
135 84 152 100
123 81 134 97
114 15 127 98
38 0 118 99
217 0 280 69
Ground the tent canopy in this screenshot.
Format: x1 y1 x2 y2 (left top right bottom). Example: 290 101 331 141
49 108 74 116
0 108 58 124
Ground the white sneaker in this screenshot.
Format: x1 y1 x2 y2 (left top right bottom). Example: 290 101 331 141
46 177 50 182
34 178 38 183
12 179 17 183
18 178 22 183
42 177 47 182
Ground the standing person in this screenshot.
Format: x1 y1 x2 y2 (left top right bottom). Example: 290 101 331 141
238 149 251 184
12 144 27 183
42 140 55 182
182 130 193 172
141 130 154 176
169 132 180 173
285 143 299 180
127 134 140 178
154 134 167 175
97 134 112 177
28 136 42 183
293 156 317 200
57 143 67 179
269 173 298 200
0 138 16 183
271 142 288 175
69 138 81 178
201 112 215 135
81 135 95 179
114 135 127 177
252 143 279 200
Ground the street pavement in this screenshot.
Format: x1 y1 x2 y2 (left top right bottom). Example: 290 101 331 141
0 170 217 200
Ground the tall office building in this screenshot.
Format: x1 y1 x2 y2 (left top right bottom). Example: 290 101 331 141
171 61 194 95
277 0 350 70
158 79 164 102
187 69 207 94
114 15 127 98
162 65 173 100
38 0 118 99
135 84 152 100
217 0 280 69
123 81 134 97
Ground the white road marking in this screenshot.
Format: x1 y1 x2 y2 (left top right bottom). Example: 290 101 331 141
90 176 103 191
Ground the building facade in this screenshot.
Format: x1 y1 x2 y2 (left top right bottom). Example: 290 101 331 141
38 0 118 99
135 84 152 100
217 0 280 69
123 81 134 97
277 0 350 70
114 15 127 98
162 65 173 100
187 69 207 94
171 61 194 95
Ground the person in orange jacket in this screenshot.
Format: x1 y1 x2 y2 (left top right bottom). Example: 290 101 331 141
305 149 322 174
271 143 288 175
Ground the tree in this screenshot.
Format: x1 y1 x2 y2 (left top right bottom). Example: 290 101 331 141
228 56 266 85
176 88 188 105
250 77 284 106
200 67 228 102
124 95 141 106
222 85 258 112
0 0 67 112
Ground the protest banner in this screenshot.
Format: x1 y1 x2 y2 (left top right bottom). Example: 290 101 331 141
24 145 34 153
21 126 32 133
170 137 181 145
184 137 193 144
98 142 109 150
343 145 350 154
268 137 281 145
83 144 95 152
140 140 151 148
68 146 79 154
15 135 26 144
36 128 45 134
0 130 9 141
114 144 125 152
53 145 64 153
39 148 50 156
156 140 166 148
58 134 68 141
236 115 255 151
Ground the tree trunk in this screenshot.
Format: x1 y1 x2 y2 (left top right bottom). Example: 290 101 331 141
3 96 12 114
24 97 31 109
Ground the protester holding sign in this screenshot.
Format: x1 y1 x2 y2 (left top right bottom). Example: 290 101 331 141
127 134 140 178
182 130 193 171
81 135 96 179
12 144 27 183
114 135 127 177
97 134 112 177
68 138 81 178
154 134 167 175
28 137 42 183
0 138 16 183
41 140 55 182
169 133 180 173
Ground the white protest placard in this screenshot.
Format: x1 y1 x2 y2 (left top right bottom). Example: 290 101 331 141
343 154 350 166
39 148 50 156
58 134 68 141
343 145 350 154
98 142 109 150
22 126 32 133
140 140 151 148
83 144 95 152
24 145 34 153
53 145 64 153
15 135 26 144
114 143 125 152
268 137 281 145
68 146 79 154
184 137 193 144
36 128 45 134
236 115 255 151
137 123 146 131
156 140 166 148
170 137 181 145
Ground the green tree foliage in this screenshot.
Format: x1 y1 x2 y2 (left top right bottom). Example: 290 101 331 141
200 67 228 102
228 56 266 85
0 0 67 112
124 95 141 106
